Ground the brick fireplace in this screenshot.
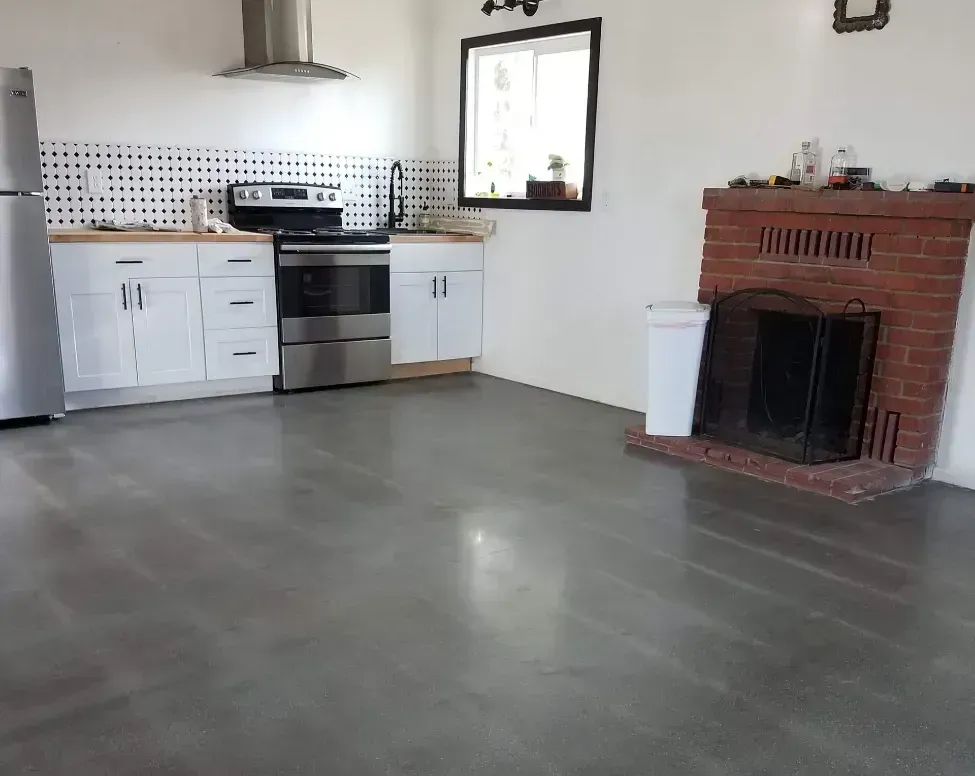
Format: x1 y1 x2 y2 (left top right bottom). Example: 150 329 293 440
626 188 975 501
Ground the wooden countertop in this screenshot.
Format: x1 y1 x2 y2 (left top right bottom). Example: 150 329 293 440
389 234 484 244
48 229 273 244
49 229 483 245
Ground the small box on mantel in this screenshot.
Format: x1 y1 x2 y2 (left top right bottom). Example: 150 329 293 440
526 180 580 200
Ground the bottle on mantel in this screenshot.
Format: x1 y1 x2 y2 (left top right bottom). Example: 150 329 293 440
829 146 852 188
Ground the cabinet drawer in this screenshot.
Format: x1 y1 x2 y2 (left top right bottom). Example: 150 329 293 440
51 243 199 282
198 244 275 277
201 276 277 330
204 328 279 380
390 243 483 274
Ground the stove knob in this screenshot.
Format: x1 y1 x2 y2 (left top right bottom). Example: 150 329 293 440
238 190 249 200
252 190 263 200
317 192 326 201
328 193 338 202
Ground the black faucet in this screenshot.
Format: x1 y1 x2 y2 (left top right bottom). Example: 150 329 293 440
388 161 405 230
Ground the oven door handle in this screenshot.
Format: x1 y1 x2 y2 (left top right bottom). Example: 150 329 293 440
278 252 390 268
279 244 390 253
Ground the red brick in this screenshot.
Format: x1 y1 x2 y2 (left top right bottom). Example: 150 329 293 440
700 258 753 276
905 347 952 367
705 210 737 227
894 448 927 467
909 220 957 238
899 414 942 434
885 327 955 349
885 396 942 416
888 293 958 313
881 310 916 328
870 377 903 398
829 267 873 286
881 362 946 383
873 235 923 255
897 255 966 276
877 344 908 363
951 221 973 239
896 431 933 452
704 226 762 244
901 380 947 400
866 254 899 272
922 238 970 258
703 243 742 260
913 312 960 331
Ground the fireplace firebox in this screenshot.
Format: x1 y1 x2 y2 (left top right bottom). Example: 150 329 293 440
700 289 880 465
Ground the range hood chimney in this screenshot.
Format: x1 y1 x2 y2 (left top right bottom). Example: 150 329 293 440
216 0 359 82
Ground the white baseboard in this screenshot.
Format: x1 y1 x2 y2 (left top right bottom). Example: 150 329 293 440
933 467 975 492
65 377 273 412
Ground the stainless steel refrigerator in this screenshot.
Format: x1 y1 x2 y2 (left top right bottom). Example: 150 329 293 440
0 67 64 421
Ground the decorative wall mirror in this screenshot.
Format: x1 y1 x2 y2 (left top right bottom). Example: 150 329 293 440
458 18 602 212
834 0 891 33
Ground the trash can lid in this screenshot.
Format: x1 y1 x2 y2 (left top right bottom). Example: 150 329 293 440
646 301 710 323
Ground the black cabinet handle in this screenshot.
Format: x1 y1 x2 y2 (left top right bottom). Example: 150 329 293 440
115 260 144 264
432 276 437 298
229 301 255 306
442 276 447 298
121 284 128 310
232 351 258 357
228 259 252 263
137 283 143 310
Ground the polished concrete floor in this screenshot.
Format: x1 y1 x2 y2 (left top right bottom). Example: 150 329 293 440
2 374 975 774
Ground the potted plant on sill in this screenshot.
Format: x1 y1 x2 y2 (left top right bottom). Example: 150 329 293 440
548 154 568 182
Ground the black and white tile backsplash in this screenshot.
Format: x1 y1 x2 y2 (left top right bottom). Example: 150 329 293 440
40 142 476 230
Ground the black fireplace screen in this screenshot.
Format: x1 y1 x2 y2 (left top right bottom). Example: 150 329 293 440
700 289 880 465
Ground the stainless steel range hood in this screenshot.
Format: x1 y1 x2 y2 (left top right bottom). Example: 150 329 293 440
216 0 359 82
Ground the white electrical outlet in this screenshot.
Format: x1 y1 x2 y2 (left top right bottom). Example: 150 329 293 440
85 168 105 196
342 187 358 204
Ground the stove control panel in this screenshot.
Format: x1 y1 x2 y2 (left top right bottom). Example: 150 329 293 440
229 183 343 210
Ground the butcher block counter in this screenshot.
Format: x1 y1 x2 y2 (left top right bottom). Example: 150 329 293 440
48 229 273 244
48 229 482 245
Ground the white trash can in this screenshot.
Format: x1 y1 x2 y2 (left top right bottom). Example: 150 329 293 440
645 302 711 437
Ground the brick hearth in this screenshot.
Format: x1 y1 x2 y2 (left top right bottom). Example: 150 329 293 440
626 188 975 501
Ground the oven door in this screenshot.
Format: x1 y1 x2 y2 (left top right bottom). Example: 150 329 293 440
277 246 391 345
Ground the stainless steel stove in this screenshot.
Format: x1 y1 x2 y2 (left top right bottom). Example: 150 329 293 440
228 183 392 392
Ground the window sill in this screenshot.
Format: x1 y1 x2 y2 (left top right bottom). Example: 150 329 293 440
459 197 592 213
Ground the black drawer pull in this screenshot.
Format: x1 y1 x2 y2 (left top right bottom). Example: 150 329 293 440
115 260 144 264
229 301 255 305
232 351 258 357
227 259 252 263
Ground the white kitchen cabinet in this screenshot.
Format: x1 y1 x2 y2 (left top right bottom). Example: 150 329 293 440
200 276 277 330
389 242 485 365
204 328 280 381
54 274 139 393
391 273 440 365
130 277 207 386
437 271 484 361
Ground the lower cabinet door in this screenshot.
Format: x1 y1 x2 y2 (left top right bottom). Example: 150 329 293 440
205 328 280 380
437 271 484 361
131 277 207 386
55 281 138 393
391 273 440 365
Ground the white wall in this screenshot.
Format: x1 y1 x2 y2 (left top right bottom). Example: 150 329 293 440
429 0 975 480
0 0 433 157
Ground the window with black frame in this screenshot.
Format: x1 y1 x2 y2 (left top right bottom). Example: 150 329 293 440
458 18 602 212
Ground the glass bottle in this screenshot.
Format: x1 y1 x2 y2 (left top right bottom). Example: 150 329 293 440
829 147 850 187
800 142 819 189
